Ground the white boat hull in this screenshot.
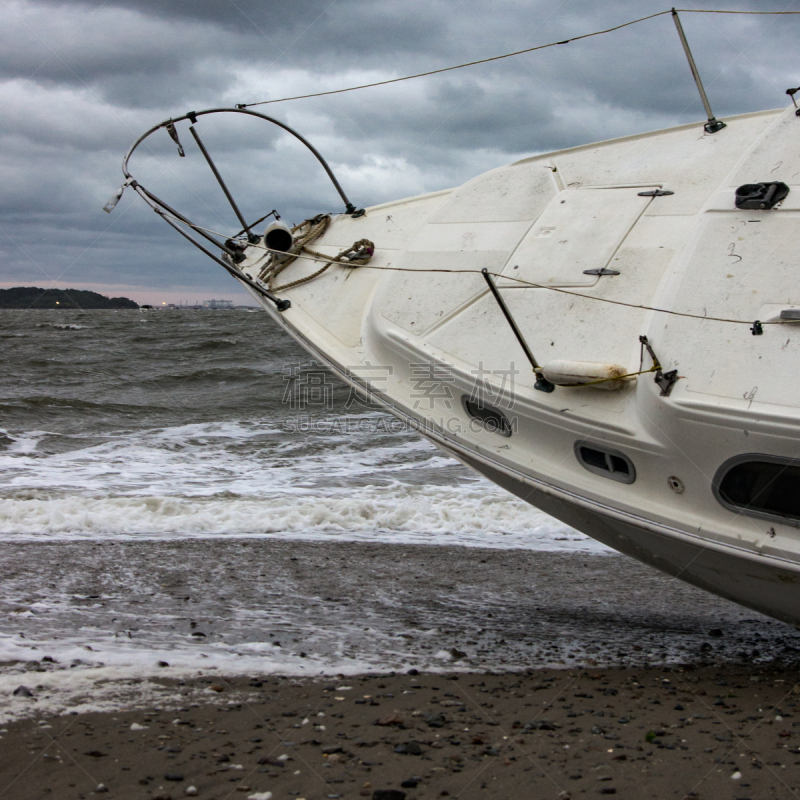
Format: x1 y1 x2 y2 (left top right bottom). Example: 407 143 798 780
230 107 800 627
457 449 800 628
256 304 800 629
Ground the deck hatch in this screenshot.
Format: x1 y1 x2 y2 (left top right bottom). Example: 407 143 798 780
499 187 655 288
713 454 800 527
575 441 636 484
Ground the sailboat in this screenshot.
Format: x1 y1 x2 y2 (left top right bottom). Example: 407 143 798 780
110 11 800 627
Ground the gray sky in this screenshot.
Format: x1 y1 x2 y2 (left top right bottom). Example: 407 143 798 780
1 0 798 305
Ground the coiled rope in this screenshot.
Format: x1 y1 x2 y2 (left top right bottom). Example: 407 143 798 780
257 214 375 292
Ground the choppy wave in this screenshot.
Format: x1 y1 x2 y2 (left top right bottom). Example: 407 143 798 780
0 490 601 550
188 338 240 350
0 409 601 549
0 310 598 552
0 418 437 489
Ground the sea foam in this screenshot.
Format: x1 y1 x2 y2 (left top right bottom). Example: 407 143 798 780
0 486 606 551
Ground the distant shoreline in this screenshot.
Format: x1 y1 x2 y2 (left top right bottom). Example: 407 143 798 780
0 286 138 309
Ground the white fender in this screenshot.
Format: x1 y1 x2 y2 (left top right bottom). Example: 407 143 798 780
540 360 633 390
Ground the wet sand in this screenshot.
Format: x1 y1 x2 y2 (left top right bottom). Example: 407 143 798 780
2 540 799 679
2 540 800 798
3 665 800 800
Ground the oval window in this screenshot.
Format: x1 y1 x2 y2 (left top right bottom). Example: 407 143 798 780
461 396 513 437
714 455 800 526
574 441 636 484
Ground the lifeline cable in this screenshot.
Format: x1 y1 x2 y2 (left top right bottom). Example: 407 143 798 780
161 211 786 328
236 8 800 110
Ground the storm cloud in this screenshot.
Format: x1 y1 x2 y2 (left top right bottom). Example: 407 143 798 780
0 0 797 304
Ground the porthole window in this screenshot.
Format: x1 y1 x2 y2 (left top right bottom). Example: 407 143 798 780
574 441 636 484
713 454 800 526
461 396 513 437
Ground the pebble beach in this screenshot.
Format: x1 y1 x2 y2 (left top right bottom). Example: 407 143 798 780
4 665 800 800
1 539 800 799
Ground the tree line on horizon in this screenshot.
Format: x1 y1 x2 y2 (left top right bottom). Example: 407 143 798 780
0 287 138 309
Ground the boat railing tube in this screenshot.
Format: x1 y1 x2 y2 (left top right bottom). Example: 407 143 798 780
110 107 366 312
119 107 361 216
264 220 294 253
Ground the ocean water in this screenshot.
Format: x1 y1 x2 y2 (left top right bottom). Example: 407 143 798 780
0 308 596 550
2 309 797 719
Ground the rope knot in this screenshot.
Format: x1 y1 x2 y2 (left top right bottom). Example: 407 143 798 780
337 238 375 266
258 215 376 292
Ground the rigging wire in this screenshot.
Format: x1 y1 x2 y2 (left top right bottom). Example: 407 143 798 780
236 8 800 110
677 8 800 13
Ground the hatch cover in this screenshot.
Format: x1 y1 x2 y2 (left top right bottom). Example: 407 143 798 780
499 187 656 288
